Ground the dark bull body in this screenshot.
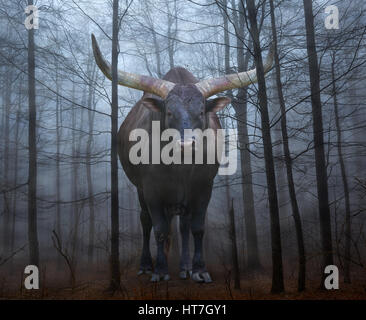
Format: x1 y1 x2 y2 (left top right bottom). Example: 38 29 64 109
119 68 229 282
91 34 273 282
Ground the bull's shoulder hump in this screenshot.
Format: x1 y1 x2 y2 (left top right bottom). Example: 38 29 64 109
163 67 198 85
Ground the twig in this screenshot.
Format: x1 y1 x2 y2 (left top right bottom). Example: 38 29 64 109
0 245 26 267
51 230 76 289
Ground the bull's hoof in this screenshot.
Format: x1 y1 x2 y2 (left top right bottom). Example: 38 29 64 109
163 274 171 281
179 270 191 280
137 269 152 276
150 273 160 282
192 271 212 283
150 273 170 282
191 272 204 282
201 272 212 283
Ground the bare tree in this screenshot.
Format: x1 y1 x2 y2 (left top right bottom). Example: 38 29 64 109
303 0 334 281
269 0 306 292
230 0 261 271
55 56 62 264
11 80 23 254
166 0 178 69
2 71 11 255
228 198 241 290
27 0 39 267
331 52 351 283
110 0 121 291
246 0 284 293
86 56 97 264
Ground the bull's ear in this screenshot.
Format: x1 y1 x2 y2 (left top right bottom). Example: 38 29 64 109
141 98 164 112
205 97 231 113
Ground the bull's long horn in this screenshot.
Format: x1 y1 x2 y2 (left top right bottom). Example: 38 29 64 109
195 45 274 98
91 34 176 98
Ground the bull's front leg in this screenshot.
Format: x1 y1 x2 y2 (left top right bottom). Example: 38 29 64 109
149 204 171 282
179 215 191 279
138 209 153 275
137 191 153 275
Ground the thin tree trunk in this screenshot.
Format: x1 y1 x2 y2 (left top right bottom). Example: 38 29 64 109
2 75 11 255
167 0 174 69
331 53 351 283
55 60 62 267
152 31 162 78
70 82 79 269
223 114 240 290
228 198 241 290
27 0 39 266
246 0 284 293
86 61 97 264
220 4 241 287
231 0 261 270
270 0 306 291
11 81 22 254
110 0 121 291
303 0 334 280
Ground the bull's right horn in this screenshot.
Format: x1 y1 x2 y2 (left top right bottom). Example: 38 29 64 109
91 34 176 99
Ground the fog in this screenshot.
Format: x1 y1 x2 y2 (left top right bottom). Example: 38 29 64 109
0 0 366 298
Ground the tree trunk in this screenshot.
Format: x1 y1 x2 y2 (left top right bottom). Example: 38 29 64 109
55 59 62 267
27 0 39 266
11 81 22 254
70 82 79 270
2 74 11 255
231 0 261 271
228 198 241 290
270 0 306 291
223 116 240 290
167 0 175 69
303 0 334 280
110 0 121 291
331 53 351 283
86 61 97 265
246 0 284 293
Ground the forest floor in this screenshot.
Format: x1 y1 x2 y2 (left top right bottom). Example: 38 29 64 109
1 261 366 300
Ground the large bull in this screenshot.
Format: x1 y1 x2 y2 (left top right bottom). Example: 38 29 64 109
91 34 273 282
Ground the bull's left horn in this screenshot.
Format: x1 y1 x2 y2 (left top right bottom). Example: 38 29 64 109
195 44 274 98
91 34 176 98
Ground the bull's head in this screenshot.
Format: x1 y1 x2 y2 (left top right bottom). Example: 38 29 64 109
91 34 273 150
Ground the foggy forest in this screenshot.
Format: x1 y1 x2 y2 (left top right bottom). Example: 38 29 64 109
1 0 366 300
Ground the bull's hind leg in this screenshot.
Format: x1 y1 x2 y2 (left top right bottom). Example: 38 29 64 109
138 192 153 275
179 215 191 279
190 189 213 283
